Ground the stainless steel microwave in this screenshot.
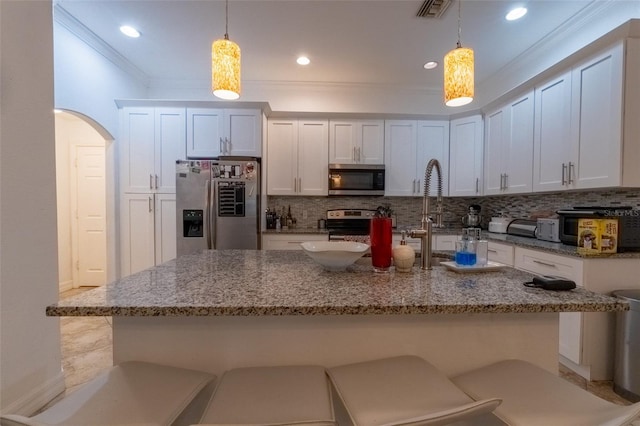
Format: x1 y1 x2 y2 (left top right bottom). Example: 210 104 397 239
328 164 385 196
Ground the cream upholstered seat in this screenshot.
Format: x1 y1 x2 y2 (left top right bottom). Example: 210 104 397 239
195 364 335 426
327 355 501 426
452 359 640 426
0 361 217 426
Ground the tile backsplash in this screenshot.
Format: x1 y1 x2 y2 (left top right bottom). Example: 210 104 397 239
268 189 640 230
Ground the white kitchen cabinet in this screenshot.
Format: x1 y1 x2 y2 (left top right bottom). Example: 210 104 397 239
329 120 384 164
569 43 623 189
384 120 449 197
487 241 514 266
484 91 534 195
532 72 572 192
267 119 328 196
449 115 483 197
120 107 185 194
262 233 327 250
120 193 176 277
186 108 261 158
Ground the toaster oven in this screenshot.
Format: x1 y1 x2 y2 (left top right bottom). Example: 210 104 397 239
557 207 640 251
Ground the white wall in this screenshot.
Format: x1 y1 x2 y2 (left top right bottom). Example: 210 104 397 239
0 0 65 415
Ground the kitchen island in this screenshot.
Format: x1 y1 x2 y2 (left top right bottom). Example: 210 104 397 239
47 250 628 377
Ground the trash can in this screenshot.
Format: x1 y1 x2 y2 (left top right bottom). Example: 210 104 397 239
613 289 640 403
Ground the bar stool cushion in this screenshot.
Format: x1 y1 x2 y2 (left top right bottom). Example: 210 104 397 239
0 361 217 426
452 359 640 426
197 365 335 426
327 355 501 426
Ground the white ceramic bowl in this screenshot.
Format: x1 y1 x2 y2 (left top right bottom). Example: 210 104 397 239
300 241 370 271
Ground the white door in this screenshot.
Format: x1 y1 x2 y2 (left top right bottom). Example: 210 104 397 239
186 108 224 158
359 120 385 164
155 193 176 265
75 146 107 286
267 120 298 195
329 121 357 164
505 92 534 194
449 116 483 197
155 108 185 193
416 120 449 197
121 193 155 276
384 120 417 196
226 109 262 157
484 108 507 195
121 107 155 193
298 120 329 195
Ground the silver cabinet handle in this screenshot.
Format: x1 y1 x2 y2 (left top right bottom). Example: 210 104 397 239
148 196 153 212
219 137 224 154
417 179 421 195
226 137 231 155
561 163 567 186
475 178 479 194
500 174 504 190
357 147 361 162
353 147 356 162
568 162 574 185
533 259 556 268
155 174 159 189
503 173 508 190
488 249 498 253
298 178 302 193
294 178 297 193
149 174 153 190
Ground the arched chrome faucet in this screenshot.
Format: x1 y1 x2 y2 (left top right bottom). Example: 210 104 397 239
410 159 443 270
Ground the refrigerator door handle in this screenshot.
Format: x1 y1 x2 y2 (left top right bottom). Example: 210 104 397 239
205 179 212 250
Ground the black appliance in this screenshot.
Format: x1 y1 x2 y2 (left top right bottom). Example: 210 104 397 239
326 209 376 241
556 206 640 251
328 164 385 196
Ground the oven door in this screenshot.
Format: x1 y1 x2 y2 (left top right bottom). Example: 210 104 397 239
328 164 385 196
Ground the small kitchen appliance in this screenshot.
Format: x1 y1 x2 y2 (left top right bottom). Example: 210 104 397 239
461 204 482 228
506 219 538 238
488 217 513 234
557 206 640 251
535 218 561 243
176 158 260 256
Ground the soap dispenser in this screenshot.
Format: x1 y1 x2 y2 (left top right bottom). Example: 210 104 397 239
393 231 415 273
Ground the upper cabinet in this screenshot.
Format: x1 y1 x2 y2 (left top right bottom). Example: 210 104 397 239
186 108 261 158
329 120 384 164
449 115 483 197
484 91 534 195
120 107 185 194
384 120 449 197
267 119 329 196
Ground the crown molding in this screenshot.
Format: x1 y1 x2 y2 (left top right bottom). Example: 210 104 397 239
53 3 149 86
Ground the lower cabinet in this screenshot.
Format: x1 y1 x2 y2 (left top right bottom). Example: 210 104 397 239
120 193 176 277
262 233 328 250
513 246 640 380
487 241 514 266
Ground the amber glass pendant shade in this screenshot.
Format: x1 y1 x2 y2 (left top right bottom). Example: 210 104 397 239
212 38 241 100
444 46 474 107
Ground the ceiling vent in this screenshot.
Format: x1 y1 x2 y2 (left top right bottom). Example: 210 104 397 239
416 0 452 18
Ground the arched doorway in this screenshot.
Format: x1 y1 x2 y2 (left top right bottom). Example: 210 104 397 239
54 110 114 291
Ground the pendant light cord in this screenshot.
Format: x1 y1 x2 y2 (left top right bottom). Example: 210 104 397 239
457 0 462 48
224 0 229 40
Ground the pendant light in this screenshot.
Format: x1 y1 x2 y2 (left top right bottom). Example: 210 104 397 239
444 0 474 107
212 0 241 100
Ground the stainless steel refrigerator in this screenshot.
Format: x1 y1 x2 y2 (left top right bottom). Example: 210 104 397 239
176 158 260 257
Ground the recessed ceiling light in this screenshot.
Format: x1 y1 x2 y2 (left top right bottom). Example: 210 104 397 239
424 61 438 70
505 7 527 21
120 25 141 38
297 56 310 66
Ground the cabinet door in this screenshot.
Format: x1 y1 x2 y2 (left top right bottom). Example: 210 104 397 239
267 120 298 195
449 115 483 197
226 109 262 157
298 120 329 196
359 120 384 164
416 121 449 196
186 108 224 158
155 193 176 265
483 108 508 195
155 108 185 193
384 120 417 196
533 72 572 192
329 121 357 164
121 107 155 193
120 193 155 276
505 92 534 194
571 44 623 189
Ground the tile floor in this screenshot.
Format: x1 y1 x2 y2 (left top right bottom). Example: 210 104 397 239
57 287 633 406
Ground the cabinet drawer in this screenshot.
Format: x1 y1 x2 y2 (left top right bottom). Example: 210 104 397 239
514 247 583 284
262 233 327 250
487 242 514 266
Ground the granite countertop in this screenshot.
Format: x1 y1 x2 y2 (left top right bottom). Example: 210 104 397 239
47 250 628 317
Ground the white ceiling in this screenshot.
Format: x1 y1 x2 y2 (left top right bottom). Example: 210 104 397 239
54 0 629 93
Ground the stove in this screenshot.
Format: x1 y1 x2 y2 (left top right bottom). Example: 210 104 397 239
326 209 376 241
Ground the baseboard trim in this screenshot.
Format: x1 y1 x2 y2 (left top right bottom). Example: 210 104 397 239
59 280 74 293
1 371 65 416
